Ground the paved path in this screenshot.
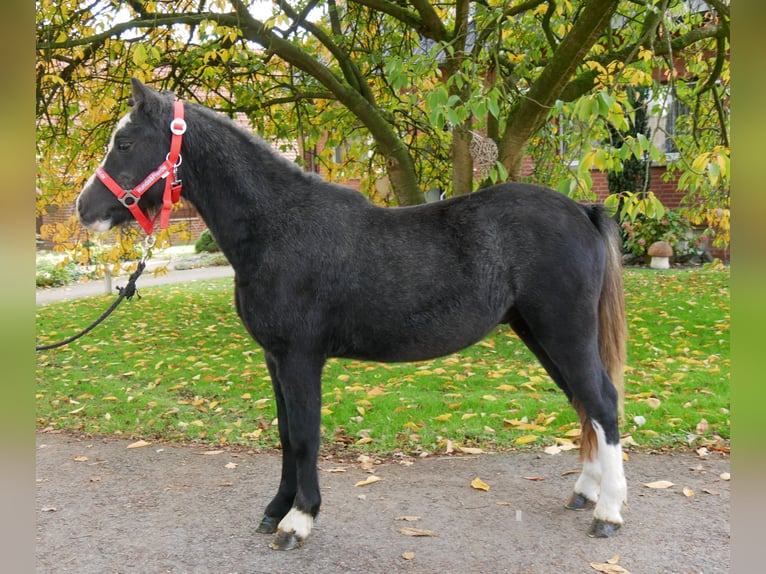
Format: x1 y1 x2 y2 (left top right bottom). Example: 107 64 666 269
36 263 235 305
36 432 730 574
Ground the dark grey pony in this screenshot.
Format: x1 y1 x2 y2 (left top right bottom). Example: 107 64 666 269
77 79 628 550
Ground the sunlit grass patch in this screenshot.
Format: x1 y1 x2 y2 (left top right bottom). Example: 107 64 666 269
36 268 729 456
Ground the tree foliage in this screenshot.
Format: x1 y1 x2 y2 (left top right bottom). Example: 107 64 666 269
36 0 730 260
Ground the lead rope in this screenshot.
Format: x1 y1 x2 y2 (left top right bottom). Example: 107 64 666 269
36 235 156 352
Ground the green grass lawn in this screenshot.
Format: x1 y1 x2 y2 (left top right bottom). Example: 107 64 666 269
35 268 729 456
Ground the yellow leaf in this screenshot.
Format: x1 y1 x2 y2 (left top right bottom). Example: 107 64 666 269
515 423 547 431
433 413 452 422
471 477 490 491
397 527 436 537
355 475 382 487
496 384 518 392
461 413 478 420
590 561 631 573
514 434 538 445
682 486 695 497
458 446 484 454
482 394 498 402
127 440 151 449
643 480 674 489
646 397 661 409
355 437 373 445
401 551 415 560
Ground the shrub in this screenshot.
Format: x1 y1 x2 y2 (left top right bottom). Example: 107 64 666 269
621 210 694 259
194 229 220 253
36 261 83 287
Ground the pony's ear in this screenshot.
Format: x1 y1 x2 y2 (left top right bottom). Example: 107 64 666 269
128 78 162 111
130 77 154 105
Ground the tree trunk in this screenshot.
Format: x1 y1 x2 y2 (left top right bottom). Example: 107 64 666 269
451 123 474 196
499 0 619 180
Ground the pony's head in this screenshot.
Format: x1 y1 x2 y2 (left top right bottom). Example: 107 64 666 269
76 78 181 232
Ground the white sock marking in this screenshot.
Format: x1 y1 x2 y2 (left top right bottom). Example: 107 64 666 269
574 456 602 503
591 421 627 524
277 508 313 540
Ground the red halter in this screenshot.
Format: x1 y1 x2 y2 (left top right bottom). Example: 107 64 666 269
95 100 186 234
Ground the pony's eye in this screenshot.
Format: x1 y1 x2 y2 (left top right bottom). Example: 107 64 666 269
117 141 132 152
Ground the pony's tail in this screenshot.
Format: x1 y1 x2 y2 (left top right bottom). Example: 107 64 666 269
595 208 628 417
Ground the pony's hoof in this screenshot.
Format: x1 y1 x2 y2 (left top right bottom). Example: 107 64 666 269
270 530 305 551
565 492 596 511
588 518 621 538
256 515 279 534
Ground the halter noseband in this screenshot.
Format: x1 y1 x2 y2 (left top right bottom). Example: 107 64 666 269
95 100 186 234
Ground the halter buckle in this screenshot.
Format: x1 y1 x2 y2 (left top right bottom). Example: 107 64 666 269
118 190 140 208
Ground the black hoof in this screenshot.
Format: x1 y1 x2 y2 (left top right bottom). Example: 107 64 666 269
588 518 621 538
256 515 279 534
270 530 305 551
565 492 596 511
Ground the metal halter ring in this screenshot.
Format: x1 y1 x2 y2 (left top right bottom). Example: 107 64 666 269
170 117 187 135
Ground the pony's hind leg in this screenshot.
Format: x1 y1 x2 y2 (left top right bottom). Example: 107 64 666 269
584 405 627 538
568 372 626 537
509 308 626 536
565 400 600 511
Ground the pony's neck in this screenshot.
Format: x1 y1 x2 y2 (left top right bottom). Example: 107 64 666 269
177 104 311 270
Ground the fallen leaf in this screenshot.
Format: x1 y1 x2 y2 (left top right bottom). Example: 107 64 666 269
514 434 538 445
324 467 347 473
696 419 709 434
458 446 484 455
397 527 436 537
73 455 88 462
395 516 421 522
225 462 238 469
471 477 490 491
523 476 545 481
643 480 675 489
720 472 731 481
590 561 631 573
401 552 415 560
41 507 57 512
127 440 151 449
199 450 225 455
646 397 661 409
561 469 579 477
544 444 562 455
496 501 512 506
355 475 382 487
682 486 695 497
703 488 720 495
355 437 373 445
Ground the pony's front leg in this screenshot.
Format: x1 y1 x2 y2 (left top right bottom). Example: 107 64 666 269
265 352 324 551
256 355 297 535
